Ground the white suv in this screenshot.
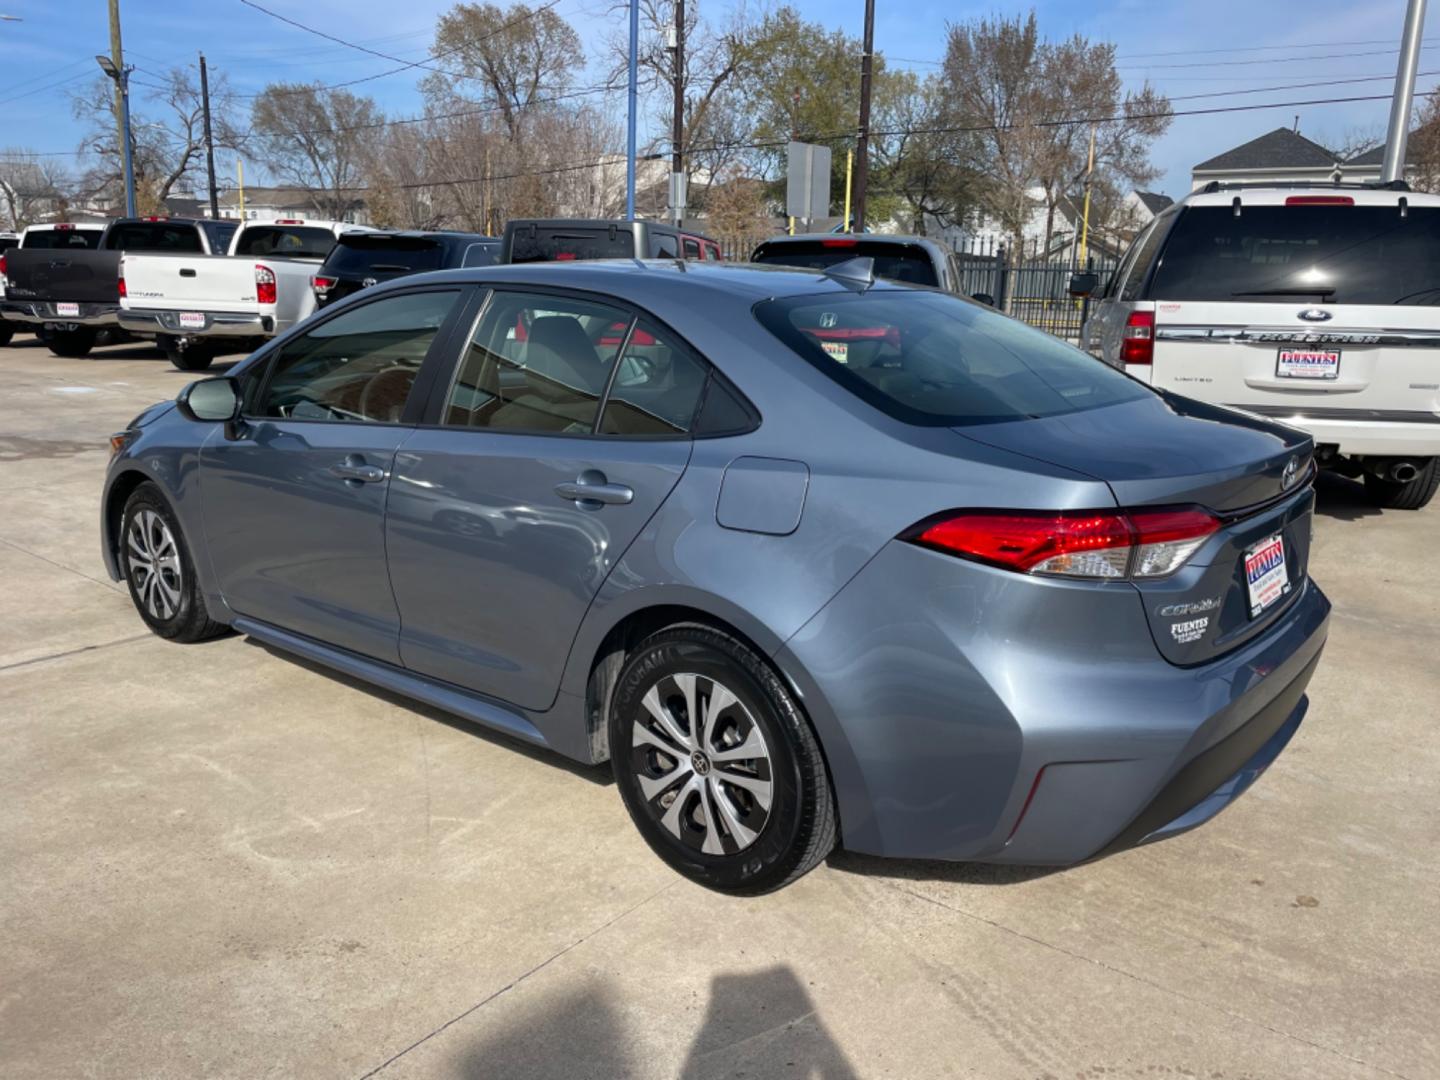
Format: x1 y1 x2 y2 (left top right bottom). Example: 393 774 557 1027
1082 182 1440 509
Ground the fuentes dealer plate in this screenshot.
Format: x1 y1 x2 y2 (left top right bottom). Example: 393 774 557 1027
1245 533 1290 617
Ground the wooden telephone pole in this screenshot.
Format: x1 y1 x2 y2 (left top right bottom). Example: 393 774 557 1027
853 0 875 231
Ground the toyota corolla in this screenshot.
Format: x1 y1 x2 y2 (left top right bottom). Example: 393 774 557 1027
102 259 1330 893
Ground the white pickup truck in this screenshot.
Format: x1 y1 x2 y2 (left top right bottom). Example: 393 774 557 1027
118 219 368 370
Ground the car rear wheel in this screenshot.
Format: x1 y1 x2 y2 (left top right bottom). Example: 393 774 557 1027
609 624 836 894
1364 458 1440 510
0 322 13 347
120 483 228 642
45 326 95 358
160 335 215 372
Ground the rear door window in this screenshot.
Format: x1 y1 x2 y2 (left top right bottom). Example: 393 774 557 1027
1150 204 1440 304
752 240 939 287
683 238 701 260
755 290 1148 427
232 225 337 259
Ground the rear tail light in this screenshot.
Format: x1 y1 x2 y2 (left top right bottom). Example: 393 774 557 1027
311 274 336 295
117 257 127 299
907 507 1219 580
0 253 7 282
1120 310 1155 365
1285 195 1353 206
254 264 277 305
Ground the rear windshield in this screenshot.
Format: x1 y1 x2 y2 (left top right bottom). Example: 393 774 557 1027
232 225 337 259
103 222 203 253
752 240 940 287
755 290 1148 426
1151 204 1440 305
0 236 18 252
323 235 444 274
22 228 102 250
508 226 635 263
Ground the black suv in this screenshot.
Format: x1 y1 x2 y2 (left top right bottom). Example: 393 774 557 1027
312 230 498 308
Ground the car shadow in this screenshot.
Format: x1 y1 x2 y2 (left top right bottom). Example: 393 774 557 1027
825 849 1062 886
241 637 614 788
1312 470 1384 522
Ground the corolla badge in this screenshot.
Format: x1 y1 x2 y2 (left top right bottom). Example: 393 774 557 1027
1282 455 1301 490
1297 308 1332 322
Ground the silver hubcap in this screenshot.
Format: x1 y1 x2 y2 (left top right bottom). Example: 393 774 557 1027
631 672 773 856
126 509 182 620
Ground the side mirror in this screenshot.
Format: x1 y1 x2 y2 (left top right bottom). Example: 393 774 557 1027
1068 272 1100 298
971 292 996 307
177 377 241 422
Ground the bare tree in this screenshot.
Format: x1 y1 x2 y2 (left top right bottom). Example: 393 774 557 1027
251 84 382 219
1407 97 1440 193
0 151 69 230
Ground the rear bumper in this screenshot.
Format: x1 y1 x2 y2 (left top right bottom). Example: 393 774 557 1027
777 539 1330 865
118 308 270 338
1242 412 1440 457
0 300 119 327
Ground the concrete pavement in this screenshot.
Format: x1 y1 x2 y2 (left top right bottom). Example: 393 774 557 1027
1 334 1436 1079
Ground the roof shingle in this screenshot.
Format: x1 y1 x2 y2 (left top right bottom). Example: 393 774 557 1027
1193 127 1339 172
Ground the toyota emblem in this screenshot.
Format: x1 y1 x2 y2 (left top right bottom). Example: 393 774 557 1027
1281 456 1301 490
361 277 377 288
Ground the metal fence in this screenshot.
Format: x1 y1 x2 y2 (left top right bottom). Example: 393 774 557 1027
957 253 1119 340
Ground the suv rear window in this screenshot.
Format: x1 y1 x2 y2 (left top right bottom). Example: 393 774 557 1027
103 222 204 252
232 225 337 259
755 290 1147 426
22 229 102 250
751 240 939 287
324 235 444 274
508 227 635 263
1150 204 1440 305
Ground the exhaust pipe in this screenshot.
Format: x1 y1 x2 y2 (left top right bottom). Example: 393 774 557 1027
1390 461 1421 484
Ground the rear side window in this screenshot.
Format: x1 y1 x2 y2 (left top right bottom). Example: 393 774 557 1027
755 290 1148 427
324 236 443 274
461 242 498 268
650 232 679 259
508 227 635 263
1119 219 1168 301
599 318 709 435
22 229 102 250
1150 204 1440 305
103 223 203 253
232 226 337 259
752 240 939 287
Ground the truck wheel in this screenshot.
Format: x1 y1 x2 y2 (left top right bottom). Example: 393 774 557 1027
0 323 13 347
160 335 215 372
1364 459 1440 510
46 326 96 358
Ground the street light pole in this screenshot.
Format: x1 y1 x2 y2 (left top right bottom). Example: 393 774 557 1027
96 54 137 218
1382 0 1429 184
625 0 639 220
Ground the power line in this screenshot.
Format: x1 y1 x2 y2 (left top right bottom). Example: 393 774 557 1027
1116 36 1440 60
1120 44 1438 71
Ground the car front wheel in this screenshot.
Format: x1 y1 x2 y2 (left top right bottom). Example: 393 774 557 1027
609 624 836 894
120 483 228 642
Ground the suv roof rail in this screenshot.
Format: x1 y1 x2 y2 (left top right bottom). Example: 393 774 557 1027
1197 179 1411 194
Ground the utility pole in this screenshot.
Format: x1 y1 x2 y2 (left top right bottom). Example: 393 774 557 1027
625 0 639 220
670 0 685 226
853 0 875 231
199 53 219 219
1383 0 1429 184
1078 125 1096 266
105 0 136 218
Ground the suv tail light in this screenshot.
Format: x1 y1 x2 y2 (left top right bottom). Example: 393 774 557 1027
0 252 7 282
117 257 127 299
254 264 277 305
1120 310 1155 365
311 274 336 296
907 507 1219 580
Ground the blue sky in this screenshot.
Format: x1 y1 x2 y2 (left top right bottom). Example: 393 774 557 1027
0 0 1433 197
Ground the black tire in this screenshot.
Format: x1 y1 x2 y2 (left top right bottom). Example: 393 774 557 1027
160 335 215 372
0 322 13 347
119 483 228 643
45 326 96 358
1364 459 1440 510
609 624 836 895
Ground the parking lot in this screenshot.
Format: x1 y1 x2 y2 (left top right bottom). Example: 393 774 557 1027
1 334 1436 1079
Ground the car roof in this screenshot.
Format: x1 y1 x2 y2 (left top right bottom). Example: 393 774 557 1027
339 230 491 241
386 257 921 304
1178 184 1440 208
754 232 948 255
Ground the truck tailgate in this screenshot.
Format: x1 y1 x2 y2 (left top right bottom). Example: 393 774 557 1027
4 249 121 304
122 254 259 313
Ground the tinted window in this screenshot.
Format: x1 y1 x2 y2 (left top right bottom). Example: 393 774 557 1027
649 232 679 259
205 220 238 252
755 290 1149 426
702 242 721 262
752 240 939 287
103 223 203 252
323 235 444 274
232 225 337 259
600 319 709 435
508 226 635 263
0 236 18 252
1150 204 1440 305
683 238 701 259
256 290 459 423
461 241 498 267
22 228 102 250
1118 217 1169 301
444 291 631 433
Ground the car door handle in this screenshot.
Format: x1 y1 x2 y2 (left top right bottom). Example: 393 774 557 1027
555 476 634 506
179 268 197 278
330 461 387 483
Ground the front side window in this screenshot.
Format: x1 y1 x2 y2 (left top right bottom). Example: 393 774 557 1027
255 290 459 423
755 289 1149 427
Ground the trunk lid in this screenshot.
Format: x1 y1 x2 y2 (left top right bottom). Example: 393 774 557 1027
956 393 1316 664
4 249 121 305
122 254 258 313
